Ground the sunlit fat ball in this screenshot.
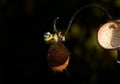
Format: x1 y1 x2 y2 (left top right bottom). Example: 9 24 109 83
97 20 120 50
47 43 70 72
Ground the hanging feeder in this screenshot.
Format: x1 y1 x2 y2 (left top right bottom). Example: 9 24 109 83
97 20 120 63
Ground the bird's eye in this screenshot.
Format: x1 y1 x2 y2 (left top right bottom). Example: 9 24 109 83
44 32 51 38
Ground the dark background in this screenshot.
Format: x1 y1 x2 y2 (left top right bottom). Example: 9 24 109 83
1 0 120 83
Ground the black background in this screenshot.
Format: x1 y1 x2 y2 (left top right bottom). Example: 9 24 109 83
1 0 120 83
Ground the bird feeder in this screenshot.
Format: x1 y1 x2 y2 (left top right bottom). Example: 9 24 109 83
97 20 120 63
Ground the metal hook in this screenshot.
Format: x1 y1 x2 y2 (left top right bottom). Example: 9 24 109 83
53 17 59 33
64 4 113 35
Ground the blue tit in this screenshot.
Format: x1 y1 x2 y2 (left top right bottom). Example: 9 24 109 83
44 32 59 44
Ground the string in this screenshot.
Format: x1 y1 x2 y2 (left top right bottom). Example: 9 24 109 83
53 17 59 33
64 4 113 35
